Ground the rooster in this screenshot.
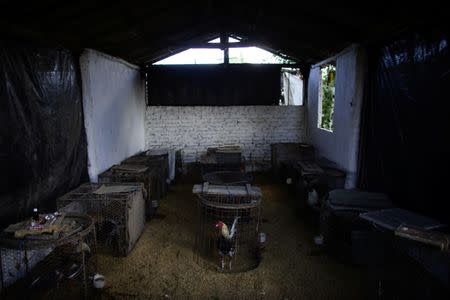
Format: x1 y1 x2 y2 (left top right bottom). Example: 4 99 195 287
215 216 240 271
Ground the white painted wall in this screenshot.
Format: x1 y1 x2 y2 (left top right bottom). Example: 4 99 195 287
145 106 305 163
306 45 366 187
80 49 145 182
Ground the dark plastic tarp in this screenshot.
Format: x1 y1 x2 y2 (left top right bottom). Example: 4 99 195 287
146 64 281 106
0 45 88 228
358 27 450 223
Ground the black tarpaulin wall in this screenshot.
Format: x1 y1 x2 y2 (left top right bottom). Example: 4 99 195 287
358 27 450 223
0 45 88 228
146 64 281 106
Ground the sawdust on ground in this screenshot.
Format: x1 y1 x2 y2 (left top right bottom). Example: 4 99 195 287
96 173 366 299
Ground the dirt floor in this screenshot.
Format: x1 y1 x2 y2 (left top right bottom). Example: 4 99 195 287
96 172 366 299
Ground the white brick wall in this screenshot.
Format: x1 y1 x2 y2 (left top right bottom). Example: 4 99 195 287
145 106 306 163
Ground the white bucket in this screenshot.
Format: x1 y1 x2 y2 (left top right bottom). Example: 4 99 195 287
259 232 266 243
93 273 105 289
314 235 323 246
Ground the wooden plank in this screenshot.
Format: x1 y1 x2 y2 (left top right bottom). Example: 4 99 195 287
395 224 450 250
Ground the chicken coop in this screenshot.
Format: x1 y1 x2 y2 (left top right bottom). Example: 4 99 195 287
144 149 171 181
0 214 97 299
199 146 243 176
193 183 262 273
271 142 316 179
122 152 168 201
56 183 146 257
202 171 253 186
98 164 159 217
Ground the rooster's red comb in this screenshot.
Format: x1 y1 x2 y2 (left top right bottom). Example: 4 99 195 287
215 221 224 228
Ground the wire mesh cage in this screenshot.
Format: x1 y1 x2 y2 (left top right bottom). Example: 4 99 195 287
122 153 168 199
202 171 253 186
144 149 170 175
193 183 262 273
98 164 159 217
215 147 242 165
56 183 146 257
271 143 315 179
0 213 97 299
199 162 243 176
199 147 244 176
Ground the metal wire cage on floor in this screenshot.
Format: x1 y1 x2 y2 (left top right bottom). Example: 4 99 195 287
0 214 97 299
193 183 262 273
122 153 168 199
199 162 243 176
98 164 159 217
199 146 244 176
215 150 242 165
202 171 253 186
56 183 146 257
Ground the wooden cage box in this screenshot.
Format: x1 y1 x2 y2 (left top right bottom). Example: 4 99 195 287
98 164 159 217
122 152 168 199
57 183 145 256
0 214 97 298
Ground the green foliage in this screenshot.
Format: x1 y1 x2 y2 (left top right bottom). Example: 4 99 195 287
319 65 336 131
271 54 295 64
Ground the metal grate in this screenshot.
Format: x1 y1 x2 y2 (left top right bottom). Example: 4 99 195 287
56 183 145 257
193 183 262 273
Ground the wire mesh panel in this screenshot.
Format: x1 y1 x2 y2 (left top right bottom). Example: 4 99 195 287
199 147 243 176
202 171 253 186
56 183 145 257
0 214 97 299
193 183 262 273
122 153 168 199
199 162 242 176
98 164 158 217
215 147 242 165
271 143 315 178
144 149 170 182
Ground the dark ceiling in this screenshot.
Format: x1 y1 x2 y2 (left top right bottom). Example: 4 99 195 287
0 1 445 68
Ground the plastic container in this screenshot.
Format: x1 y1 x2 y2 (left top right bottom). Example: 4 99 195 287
259 232 266 250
